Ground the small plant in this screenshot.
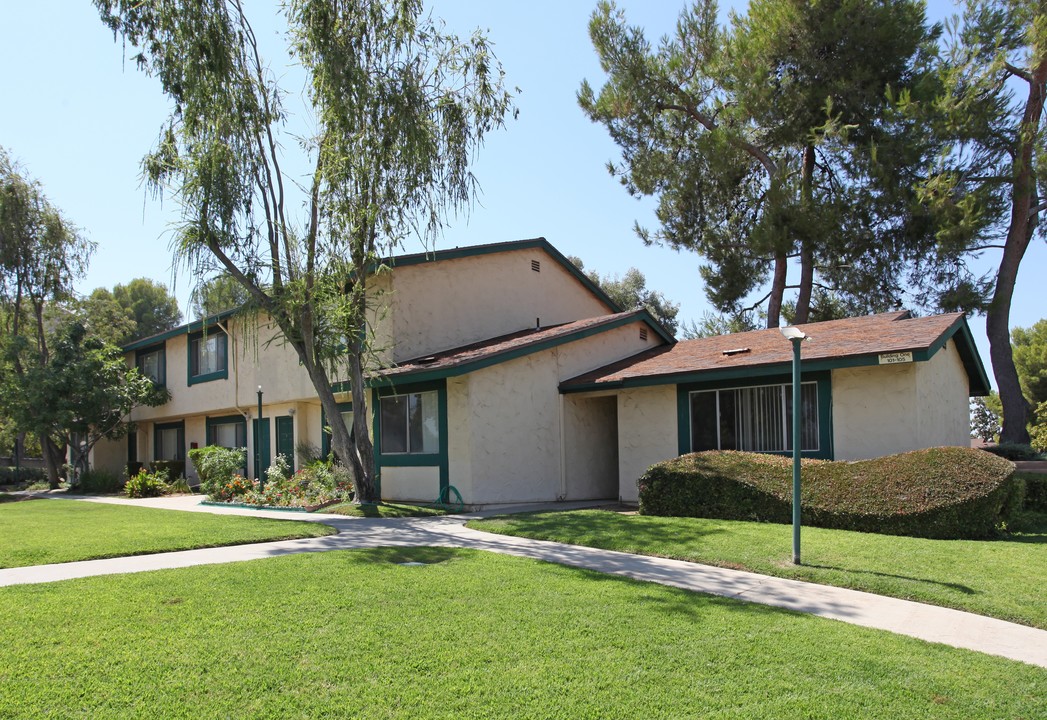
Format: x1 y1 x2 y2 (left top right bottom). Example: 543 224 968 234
265 454 292 487
188 446 247 497
982 443 1043 461
124 470 169 498
168 476 193 494
78 468 123 494
210 474 253 503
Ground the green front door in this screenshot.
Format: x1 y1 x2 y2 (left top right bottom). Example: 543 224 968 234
275 415 294 473
253 418 271 479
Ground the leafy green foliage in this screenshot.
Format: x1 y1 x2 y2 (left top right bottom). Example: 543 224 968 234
579 0 941 326
970 391 1002 442
124 470 170 498
189 273 250 319
0 499 332 568
0 466 46 485
188 445 246 498
81 278 181 346
77 468 123 494
568 256 680 334
981 443 1043 461
0 147 95 484
915 2 1047 444
94 0 515 502
638 447 1019 539
1016 472 1047 512
1013 318 1047 405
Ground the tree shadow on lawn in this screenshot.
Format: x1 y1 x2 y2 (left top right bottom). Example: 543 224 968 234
801 563 977 595
486 510 729 546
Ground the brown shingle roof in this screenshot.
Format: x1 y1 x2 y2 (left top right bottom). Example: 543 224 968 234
375 310 652 381
563 311 979 389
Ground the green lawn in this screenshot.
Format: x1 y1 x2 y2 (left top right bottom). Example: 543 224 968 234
469 509 1047 629
0 499 334 568
0 548 1042 718
325 501 448 518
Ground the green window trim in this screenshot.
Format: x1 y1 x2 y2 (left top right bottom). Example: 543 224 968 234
153 421 186 462
373 380 449 495
676 372 833 460
187 328 229 386
205 415 247 448
135 343 167 387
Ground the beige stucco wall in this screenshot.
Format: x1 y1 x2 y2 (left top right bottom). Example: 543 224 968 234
563 394 618 500
832 340 972 460
130 315 326 424
381 465 441 502
617 385 678 504
88 437 126 477
387 247 612 361
450 319 661 505
915 340 972 449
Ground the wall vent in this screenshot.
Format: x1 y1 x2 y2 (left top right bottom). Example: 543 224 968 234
531 259 541 272
639 328 648 342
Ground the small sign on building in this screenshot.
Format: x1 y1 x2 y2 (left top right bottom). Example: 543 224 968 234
878 351 914 365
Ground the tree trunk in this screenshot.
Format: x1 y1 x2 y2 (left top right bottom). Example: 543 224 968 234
793 145 816 324
347 346 378 503
794 243 814 324
40 434 65 489
766 252 788 328
990 59 1046 445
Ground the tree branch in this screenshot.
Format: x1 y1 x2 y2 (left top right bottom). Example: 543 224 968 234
656 101 778 176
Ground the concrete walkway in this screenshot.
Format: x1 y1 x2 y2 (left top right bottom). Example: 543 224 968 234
3 493 1046 669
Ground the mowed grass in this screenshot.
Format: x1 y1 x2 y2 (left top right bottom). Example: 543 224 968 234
0 499 333 568
469 509 1047 629
325 501 448 518
0 548 1043 719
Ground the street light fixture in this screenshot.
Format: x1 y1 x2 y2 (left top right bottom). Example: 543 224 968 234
780 325 810 564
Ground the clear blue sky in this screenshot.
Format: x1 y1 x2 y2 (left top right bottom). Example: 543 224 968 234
1 1 1043 386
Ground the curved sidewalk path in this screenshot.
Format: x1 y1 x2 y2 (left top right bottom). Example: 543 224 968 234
2 494 1045 669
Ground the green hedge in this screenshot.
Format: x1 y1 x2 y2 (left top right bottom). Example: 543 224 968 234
1017 472 1047 512
638 447 1019 540
0 466 47 485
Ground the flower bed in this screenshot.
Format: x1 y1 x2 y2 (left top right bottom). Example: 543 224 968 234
200 453 353 510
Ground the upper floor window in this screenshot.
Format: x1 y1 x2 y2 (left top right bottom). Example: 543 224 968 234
380 390 439 454
135 344 166 386
188 329 228 385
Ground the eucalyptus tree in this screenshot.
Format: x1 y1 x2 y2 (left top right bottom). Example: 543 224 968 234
579 0 939 327
0 147 95 485
94 0 514 501
916 0 1047 444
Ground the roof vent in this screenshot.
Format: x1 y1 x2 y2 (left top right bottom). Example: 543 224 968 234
721 347 751 356
531 259 541 272
416 356 439 365
639 328 648 342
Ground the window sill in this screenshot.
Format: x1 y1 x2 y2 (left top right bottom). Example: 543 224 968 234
188 370 228 386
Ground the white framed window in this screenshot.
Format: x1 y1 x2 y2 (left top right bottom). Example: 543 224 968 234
690 382 819 453
380 391 439 454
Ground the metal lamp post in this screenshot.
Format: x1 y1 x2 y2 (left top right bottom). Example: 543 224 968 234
256 385 263 488
780 326 809 565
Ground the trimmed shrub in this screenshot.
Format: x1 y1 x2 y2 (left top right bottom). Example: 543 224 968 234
124 470 169 498
638 447 1019 540
188 446 246 498
981 443 1043 461
1018 472 1047 512
0 466 47 485
78 468 123 494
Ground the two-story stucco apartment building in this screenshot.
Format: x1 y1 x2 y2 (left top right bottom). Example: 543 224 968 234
93 238 990 506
